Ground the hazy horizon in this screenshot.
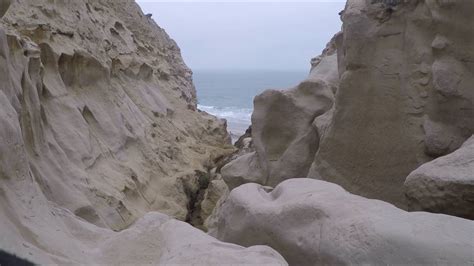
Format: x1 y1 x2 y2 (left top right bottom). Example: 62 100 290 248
137 1 345 71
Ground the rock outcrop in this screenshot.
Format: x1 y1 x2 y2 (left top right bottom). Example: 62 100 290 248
0 0 233 233
214 1 474 264
405 135 474 219
221 34 339 189
2 0 474 264
223 0 474 208
213 178 474 265
312 0 474 207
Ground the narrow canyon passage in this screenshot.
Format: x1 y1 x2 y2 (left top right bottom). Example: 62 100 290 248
0 0 473 265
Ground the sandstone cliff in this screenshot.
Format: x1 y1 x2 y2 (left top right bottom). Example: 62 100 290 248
312 0 474 208
0 0 290 264
223 0 474 209
0 0 235 231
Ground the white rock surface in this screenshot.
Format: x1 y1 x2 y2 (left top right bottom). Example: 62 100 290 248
213 179 474 266
405 135 474 219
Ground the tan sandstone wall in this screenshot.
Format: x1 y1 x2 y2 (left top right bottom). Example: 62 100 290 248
0 0 233 239
312 0 474 207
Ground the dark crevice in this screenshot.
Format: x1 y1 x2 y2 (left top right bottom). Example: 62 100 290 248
184 170 210 230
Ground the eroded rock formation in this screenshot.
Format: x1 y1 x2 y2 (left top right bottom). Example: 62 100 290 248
2 0 474 264
221 34 339 190
223 0 474 210
213 0 474 264
312 0 474 208
0 0 234 232
213 178 474 265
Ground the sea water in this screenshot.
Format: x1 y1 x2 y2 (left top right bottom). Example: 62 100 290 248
194 69 307 141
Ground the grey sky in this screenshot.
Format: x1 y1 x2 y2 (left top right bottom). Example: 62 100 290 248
137 1 345 71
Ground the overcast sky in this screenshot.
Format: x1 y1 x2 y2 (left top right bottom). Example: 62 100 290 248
137 1 345 71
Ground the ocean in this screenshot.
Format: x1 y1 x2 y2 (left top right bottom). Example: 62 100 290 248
194 69 307 141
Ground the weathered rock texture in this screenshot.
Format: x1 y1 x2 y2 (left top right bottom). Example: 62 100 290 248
312 0 474 208
96 213 286 266
1 209 287 265
405 135 474 219
213 178 474 265
221 34 339 190
0 0 233 231
221 151 264 190
225 0 474 208
0 0 283 264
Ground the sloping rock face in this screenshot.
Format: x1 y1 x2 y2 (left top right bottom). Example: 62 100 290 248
312 0 474 207
0 0 233 232
405 135 474 219
0 0 283 263
213 179 474 266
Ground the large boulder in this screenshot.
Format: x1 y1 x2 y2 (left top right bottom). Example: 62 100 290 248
252 81 331 187
221 151 265 190
405 135 474 219
213 179 474 266
2 206 287 265
96 212 287 265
